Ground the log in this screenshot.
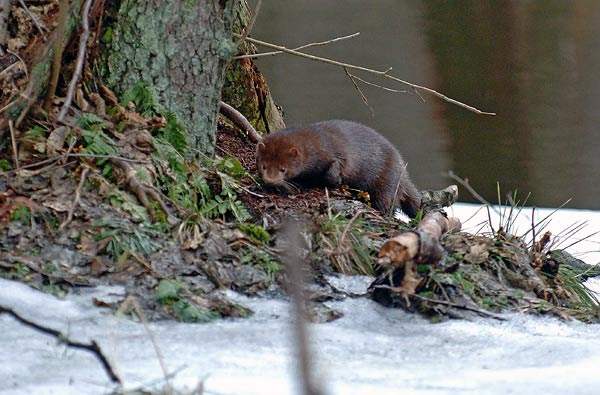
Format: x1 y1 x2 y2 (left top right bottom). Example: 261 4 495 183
378 211 461 267
369 210 461 299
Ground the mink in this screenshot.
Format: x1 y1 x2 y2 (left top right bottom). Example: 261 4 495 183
256 120 421 217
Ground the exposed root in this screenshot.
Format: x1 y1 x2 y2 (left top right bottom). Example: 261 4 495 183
111 158 176 224
219 100 262 143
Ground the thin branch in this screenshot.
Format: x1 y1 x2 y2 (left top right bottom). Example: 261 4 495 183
344 67 374 117
238 34 496 115
57 0 93 121
17 0 47 37
59 166 89 230
447 171 498 233
219 100 262 143
345 71 407 94
8 120 19 170
0 304 122 384
412 294 506 321
234 32 360 60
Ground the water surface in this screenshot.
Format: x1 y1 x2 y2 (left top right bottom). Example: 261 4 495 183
252 1 600 209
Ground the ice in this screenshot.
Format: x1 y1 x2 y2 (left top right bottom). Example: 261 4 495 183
2 204 600 394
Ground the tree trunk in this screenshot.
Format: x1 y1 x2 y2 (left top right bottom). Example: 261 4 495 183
221 1 285 134
101 0 238 156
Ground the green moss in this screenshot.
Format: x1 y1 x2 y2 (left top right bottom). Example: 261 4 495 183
238 223 271 244
0 159 12 171
10 206 31 225
156 279 183 305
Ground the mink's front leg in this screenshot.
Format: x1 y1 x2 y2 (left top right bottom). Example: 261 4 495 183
324 160 343 187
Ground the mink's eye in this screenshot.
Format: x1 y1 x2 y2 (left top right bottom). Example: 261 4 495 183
280 167 286 173
261 165 266 170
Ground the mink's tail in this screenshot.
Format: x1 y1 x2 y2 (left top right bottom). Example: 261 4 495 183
397 177 422 218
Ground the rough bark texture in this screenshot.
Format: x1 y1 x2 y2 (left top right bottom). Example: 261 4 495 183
221 0 285 134
102 0 238 155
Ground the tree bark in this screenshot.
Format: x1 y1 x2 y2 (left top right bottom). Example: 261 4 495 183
101 0 238 155
221 1 285 134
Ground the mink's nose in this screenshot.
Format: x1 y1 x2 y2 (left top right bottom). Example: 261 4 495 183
262 172 282 185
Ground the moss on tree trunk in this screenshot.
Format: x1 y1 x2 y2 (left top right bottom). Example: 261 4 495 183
221 0 285 134
101 0 238 155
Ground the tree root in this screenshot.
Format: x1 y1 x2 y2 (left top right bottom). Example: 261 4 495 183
111 158 177 225
219 100 262 143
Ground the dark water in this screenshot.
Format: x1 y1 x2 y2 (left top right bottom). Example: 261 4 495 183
252 0 600 209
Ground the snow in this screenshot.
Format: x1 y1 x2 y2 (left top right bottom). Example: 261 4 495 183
1 204 600 395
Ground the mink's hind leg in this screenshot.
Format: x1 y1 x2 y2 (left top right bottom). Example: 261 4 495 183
370 190 394 216
396 175 421 218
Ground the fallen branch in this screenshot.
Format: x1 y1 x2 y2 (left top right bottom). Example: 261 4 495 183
57 0 93 121
17 0 47 37
0 303 122 384
378 211 462 267
238 34 496 116
412 294 506 320
369 210 461 301
219 100 262 143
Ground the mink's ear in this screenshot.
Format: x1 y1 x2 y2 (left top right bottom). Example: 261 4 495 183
289 147 299 157
257 142 265 152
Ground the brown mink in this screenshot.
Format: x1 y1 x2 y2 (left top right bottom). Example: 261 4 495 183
256 120 421 217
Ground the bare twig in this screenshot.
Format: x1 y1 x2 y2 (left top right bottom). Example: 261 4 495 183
8 120 19 170
411 294 506 321
344 67 374 117
344 71 407 94
59 166 89 230
17 0 47 36
57 0 93 121
0 303 122 384
238 35 495 115
219 100 262 143
447 171 498 233
234 32 360 60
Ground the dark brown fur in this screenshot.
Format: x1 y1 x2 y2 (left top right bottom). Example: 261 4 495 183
256 120 421 217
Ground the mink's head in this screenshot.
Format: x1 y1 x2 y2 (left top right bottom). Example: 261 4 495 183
256 136 304 186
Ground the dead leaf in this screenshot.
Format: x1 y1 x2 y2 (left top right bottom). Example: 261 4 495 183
46 126 68 156
465 243 489 264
